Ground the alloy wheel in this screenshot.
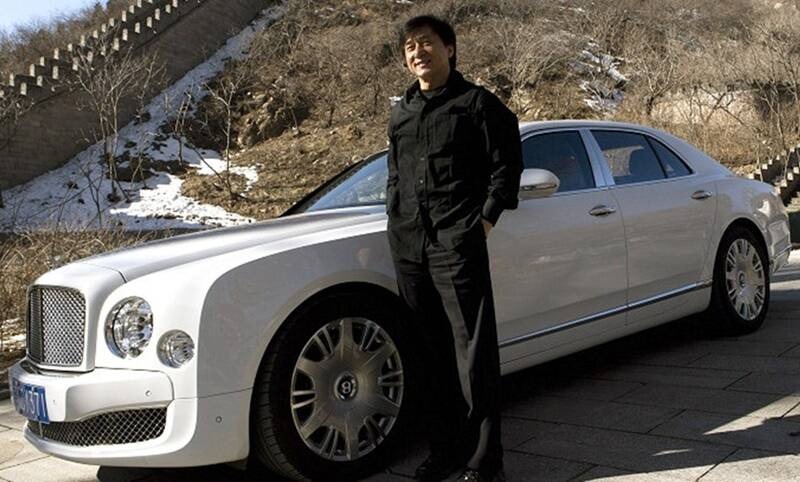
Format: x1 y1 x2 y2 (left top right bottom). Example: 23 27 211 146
724 238 766 321
290 317 404 462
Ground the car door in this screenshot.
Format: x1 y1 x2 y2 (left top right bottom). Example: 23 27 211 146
491 129 628 364
587 129 716 323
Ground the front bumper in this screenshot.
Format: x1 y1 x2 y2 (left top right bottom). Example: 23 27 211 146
10 360 251 467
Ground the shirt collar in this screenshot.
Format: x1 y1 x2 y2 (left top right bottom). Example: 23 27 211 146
404 69 464 104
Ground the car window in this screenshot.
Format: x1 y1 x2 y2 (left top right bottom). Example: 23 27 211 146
591 130 666 185
522 131 595 192
648 137 692 178
288 153 388 214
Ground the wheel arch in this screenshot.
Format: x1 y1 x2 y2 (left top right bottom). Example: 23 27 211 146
705 216 770 298
717 218 769 266
254 281 404 379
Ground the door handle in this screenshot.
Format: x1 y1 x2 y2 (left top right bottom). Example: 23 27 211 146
691 190 714 200
589 205 616 216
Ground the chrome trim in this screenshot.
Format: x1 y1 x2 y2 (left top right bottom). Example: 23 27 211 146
521 182 558 192
589 205 617 216
499 305 627 349
628 280 713 311
691 190 714 200
498 280 713 348
581 127 616 187
770 244 793 272
771 244 792 265
27 286 86 368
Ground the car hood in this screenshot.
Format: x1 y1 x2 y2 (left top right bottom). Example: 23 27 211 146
81 209 385 281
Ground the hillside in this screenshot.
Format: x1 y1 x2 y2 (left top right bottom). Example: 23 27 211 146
2 0 800 358
4 0 800 231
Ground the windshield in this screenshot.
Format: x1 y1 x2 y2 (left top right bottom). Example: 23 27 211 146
289 152 388 214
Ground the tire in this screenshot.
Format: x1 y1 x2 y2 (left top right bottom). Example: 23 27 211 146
706 225 770 335
249 290 414 481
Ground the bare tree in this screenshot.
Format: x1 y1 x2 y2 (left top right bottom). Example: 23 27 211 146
481 19 569 115
69 40 165 207
200 60 254 201
744 18 800 153
624 26 694 117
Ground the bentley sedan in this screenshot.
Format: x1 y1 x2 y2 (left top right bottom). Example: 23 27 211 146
10 120 792 480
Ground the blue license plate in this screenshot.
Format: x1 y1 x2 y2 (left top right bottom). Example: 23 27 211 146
11 379 49 423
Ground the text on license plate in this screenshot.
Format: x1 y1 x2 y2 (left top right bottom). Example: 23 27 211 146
11 379 49 423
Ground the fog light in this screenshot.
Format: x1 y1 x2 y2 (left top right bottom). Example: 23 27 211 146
158 330 194 368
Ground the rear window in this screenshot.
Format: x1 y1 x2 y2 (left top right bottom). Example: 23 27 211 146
648 137 692 178
591 130 665 185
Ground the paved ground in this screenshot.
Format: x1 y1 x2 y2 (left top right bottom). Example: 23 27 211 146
1 252 799 481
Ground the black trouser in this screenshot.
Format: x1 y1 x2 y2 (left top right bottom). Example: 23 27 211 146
392 234 503 473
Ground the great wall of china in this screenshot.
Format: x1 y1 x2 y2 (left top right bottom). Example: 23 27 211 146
0 0 798 242
0 0 269 192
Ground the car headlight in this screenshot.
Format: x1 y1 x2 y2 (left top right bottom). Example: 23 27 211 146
105 297 153 358
158 330 194 368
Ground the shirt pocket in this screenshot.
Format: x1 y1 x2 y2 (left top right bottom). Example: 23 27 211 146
430 108 472 157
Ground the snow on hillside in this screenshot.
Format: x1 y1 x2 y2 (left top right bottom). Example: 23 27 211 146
0 6 284 233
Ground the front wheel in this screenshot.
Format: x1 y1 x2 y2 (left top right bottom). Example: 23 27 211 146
249 291 412 480
706 226 770 335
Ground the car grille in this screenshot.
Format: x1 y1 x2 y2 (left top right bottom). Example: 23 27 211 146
27 286 86 367
28 408 167 446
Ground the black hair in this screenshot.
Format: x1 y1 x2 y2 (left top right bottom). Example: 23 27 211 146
398 15 457 69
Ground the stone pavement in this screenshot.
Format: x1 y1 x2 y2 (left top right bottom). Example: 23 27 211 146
1 252 799 481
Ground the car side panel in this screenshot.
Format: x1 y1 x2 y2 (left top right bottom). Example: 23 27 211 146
197 230 397 398
610 174 717 307
708 176 791 278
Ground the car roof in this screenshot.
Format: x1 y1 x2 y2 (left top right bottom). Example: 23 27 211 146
518 119 662 136
518 119 731 176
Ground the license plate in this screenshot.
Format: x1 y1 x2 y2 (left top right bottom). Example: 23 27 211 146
11 379 50 423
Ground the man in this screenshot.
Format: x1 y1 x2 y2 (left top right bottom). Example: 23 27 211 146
386 15 523 482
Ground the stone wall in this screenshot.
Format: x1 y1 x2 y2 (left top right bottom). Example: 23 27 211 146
0 0 270 191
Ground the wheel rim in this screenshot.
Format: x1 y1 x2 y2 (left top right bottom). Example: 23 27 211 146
724 238 766 321
290 317 404 462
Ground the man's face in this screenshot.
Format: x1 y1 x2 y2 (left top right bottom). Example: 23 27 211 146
403 25 453 83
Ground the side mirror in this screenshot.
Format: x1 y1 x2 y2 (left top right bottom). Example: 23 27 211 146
519 168 560 200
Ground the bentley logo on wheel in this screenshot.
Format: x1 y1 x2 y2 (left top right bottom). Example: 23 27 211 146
335 373 358 400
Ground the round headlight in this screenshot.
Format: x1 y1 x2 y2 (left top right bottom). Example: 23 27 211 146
158 330 195 368
105 297 153 358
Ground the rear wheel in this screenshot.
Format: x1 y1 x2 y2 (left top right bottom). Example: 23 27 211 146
707 226 770 334
250 290 412 480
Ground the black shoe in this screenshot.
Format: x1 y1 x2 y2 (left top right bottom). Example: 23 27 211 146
457 467 506 482
413 451 462 481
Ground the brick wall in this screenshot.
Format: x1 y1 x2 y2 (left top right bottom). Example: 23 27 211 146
0 0 270 191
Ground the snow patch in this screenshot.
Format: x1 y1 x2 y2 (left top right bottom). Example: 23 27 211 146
571 45 628 114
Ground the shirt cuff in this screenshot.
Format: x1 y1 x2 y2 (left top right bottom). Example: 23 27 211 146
481 195 504 226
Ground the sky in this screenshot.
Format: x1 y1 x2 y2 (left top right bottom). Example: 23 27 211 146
0 0 104 33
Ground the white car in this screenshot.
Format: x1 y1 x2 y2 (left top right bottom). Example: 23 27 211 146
10 120 792 480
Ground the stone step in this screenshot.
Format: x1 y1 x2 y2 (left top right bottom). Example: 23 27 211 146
0 0 202 104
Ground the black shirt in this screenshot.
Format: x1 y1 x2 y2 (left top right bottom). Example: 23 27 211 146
386 69 523 262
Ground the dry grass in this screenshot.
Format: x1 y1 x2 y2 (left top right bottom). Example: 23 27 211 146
0 228 176 367
181 118 387 220
177 0 800 218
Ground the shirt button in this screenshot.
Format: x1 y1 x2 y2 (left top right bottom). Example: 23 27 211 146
419 156 426 161
417 178 423 185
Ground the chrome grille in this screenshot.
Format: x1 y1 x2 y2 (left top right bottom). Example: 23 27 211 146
28 408 167 446
27 286 86 367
